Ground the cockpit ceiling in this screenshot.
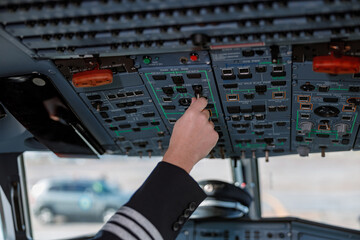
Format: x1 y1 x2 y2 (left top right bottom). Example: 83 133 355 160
1 0 360 158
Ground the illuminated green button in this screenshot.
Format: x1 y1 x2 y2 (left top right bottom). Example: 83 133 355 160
143 56 152 64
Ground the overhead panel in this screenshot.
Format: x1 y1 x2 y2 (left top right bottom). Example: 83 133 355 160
1 0 360 158
138 51 232 158
211 45 292 158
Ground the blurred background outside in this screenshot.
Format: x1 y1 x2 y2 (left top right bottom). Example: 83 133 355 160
23 151 360 240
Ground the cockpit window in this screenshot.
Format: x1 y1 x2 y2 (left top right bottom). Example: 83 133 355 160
23 151 232 240
259 151 360 230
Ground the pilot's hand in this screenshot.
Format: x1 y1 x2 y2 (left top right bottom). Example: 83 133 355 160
163 97 219 173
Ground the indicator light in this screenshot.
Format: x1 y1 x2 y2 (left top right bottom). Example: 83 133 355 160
190 52 199 61
143 56 152 64
313 52 360 74
72 68 113 88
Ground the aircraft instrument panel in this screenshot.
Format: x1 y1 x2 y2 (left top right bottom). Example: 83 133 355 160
0 0 360 159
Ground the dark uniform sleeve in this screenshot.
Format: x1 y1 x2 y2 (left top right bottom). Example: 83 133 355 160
92 161 207 240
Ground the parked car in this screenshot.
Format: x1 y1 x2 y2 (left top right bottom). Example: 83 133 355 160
31 178 129 224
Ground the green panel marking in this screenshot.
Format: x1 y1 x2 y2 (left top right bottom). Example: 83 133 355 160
145 73 168 118
166 112 184 115
115 129 132 135
235 142 285 149
231 89 254 93
230 87 282 94
268 87 282 91
145 70 219 119
204 71 219 118
115 126 161 135
172 93 180 100
329 87 348 91
349 112 358 133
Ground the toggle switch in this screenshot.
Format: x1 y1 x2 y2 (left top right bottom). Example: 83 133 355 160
192 85 203 98
125 147 132 155
265 150 269 162
147 150 153 158
158 140 163 150
320 146 326 158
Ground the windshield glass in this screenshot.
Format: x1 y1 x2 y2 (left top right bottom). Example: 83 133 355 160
23 151 232 240
259 151 360 230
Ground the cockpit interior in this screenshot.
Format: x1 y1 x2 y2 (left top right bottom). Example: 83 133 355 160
0 0 360 239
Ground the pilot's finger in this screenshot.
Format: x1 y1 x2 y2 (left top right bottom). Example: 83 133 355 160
209 120 215 128
190 98 197 105
201 109 210 119
189 97 208 112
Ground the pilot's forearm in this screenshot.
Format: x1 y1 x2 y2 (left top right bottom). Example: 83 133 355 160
93 97 216 240
92 161 206 240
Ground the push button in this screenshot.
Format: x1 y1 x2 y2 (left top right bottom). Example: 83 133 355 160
189 202 197 211
172 222 180 231
100 112 109 118
183 209 192 218
177 216 186 225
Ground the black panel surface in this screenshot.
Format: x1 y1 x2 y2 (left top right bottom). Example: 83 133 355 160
176 218 360 240
0 74 102 157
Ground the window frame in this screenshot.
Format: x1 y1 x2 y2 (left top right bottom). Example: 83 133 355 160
18 154 34 240
0 191 5 240
0 186 16 240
